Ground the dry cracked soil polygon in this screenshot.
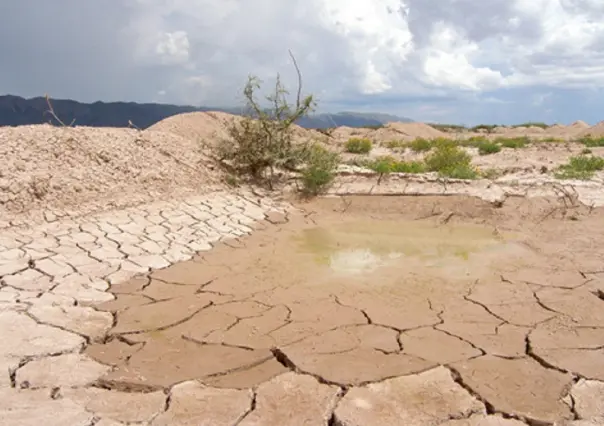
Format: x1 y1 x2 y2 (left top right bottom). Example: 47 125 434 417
81 195 604 425
3 192 604 425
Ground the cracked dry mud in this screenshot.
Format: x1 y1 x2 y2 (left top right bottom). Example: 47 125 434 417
1 191 604 425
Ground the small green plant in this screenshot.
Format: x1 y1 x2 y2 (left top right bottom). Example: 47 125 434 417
582 148 593 154
477 141 501 155
554 155 604 180
459 136 488 147
541 136 565 143
384 140 406 149
345 138 373 154
390 161 426 173
409 138 434 152
299 144 340 195
424 144 477 179
578 136 604 147
511 122 549 129
362 156 426 174
498 136 528 149
428 123 468 132
470 124 499 133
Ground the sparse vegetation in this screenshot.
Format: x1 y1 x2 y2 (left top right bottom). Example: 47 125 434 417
459 136 488 147
428 123 468 132
216 51 340 195
554 155 604 180
497 136 528 149
511 122 549 129
384 140 406 149
361 156 426 174
578 135 604 147
470 124 499 133
541 136 565 143
299 144 340 195
477 141 501 155
345 138 373 154
424 144 478 179
408 138 434 152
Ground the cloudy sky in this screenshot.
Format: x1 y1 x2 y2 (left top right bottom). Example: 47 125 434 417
1 0 604 125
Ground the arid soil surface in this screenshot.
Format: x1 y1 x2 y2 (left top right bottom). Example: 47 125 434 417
1 187 603 424
2 115 604 425
88 195 604 425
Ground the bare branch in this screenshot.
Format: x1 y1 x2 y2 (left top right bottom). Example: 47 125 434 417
288 49 302 110
43 94 75 127
128 120 142 131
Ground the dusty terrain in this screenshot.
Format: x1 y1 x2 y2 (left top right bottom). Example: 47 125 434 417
1 114 604 425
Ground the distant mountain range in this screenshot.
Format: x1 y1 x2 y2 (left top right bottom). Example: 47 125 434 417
0 95 413 129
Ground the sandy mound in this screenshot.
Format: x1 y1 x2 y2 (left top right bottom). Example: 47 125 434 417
150 110 322 147
148 111 237 148
0 124 221 221
329 126 372 141
369 127 414 143
385 122 446 139
578 121 604 138
526 126 545 133
570 120 589 129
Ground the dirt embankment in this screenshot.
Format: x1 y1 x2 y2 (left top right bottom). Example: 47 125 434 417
0 124 223 223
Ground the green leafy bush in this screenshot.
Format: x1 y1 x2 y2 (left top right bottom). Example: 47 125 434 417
217 71 314 188
477 141 501 155
424 145 477 179
362 156 426 174
554 155 604 180
498 136 528 149
578 136 604 147
345 138 373 154
408 138 433 152
300 144 340 195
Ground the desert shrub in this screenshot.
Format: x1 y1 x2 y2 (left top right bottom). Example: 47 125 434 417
582 148 593 154
498 136 528 149
300 144 340 195
459 136 488 147
363 156 426 174
384 140 405 149
409 138 433 152
512 122 549 129
429 123 467 132
554 155 604 180
578 136 604 147
477 141 501 155
425 144 477 179
216 53 315 189
390 160 426 173
470 124 499 133
541 136 565 143
345 138 373 154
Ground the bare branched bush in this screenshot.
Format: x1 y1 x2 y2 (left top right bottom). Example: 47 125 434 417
216 51 318 189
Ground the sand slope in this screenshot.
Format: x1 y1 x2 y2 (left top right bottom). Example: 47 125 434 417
0 124 221 221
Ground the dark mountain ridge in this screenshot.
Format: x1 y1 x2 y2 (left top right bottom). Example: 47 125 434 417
0 95 413 129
